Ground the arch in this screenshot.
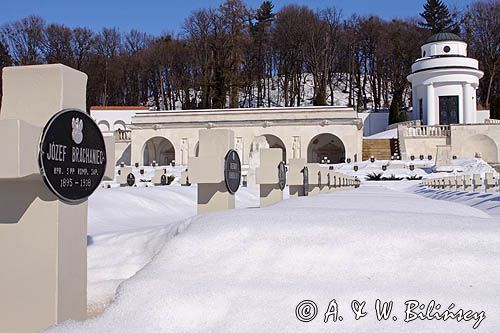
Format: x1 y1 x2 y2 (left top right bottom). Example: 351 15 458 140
113 120 127 131
98 120 110 132
142 136 175 166
307 133 346 164
461 134 498 163
262 134 286 162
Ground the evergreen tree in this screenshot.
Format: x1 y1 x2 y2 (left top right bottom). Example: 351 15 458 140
490 94 500 120
388 91 408 124
251 1 275 107
419 0 459 34
388 93 401 125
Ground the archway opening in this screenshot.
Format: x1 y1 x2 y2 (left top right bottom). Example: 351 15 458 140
142 137 175 166
263 134 286 162
113 120 126 131
98 120 110 132
307 133 346 164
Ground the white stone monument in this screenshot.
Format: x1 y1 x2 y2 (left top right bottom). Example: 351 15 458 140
189 129 240 213
256 148 284 207
0 64 97 332
307 164 322 196
288 158 307 197
435 145 452 167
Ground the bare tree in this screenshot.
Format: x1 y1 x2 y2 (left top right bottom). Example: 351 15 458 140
464 0 500 109
1 16 45 65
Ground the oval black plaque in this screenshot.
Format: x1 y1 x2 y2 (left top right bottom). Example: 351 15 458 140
160 174 167 185
224 149 241 194
302 166 309 196
278 161 286 191
127 173 135 186
39 109 106 202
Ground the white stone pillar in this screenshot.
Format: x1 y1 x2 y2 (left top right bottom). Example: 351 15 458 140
426 83 436 125
463 83 475 124
256 148 283 207
288 158 306 197
189 129 237 213
0 64 88 332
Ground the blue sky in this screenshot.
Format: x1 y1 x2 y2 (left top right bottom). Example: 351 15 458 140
1 0 475 36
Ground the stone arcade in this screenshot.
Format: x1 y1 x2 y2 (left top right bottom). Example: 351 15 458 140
93 106 363 175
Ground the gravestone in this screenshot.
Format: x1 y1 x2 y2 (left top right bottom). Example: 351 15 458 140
307 164 321 195
189 129 240 213
435 145 452 167
180 168 189 186
256 148 284 207
472 174 482 192
117 165 133 186
0 64 98 332
288 159 307 197
320 168 329 193
485 173 496 193
152 168 167 185
456 175 464 191
464 175 473 192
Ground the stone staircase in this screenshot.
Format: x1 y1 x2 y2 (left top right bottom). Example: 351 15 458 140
362 139 400 161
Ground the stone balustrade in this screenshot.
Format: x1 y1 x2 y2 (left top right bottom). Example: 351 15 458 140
422 173 499 193
485 118 500 124
402 125 451 138
114 129 132 142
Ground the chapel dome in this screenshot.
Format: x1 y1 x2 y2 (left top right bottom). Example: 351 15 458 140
424 32 463 45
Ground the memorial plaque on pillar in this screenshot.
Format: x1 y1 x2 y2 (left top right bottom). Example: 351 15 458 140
39 109 106 202
278 161 286 191
224 149 241 194
127 173 135 186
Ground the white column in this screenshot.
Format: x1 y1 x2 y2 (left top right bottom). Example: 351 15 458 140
463 83 475 124
426 83 436 125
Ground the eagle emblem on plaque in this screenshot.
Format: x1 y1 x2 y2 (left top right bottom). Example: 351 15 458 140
72 117 84 144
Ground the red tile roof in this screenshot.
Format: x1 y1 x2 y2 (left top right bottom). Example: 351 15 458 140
90 106 149 111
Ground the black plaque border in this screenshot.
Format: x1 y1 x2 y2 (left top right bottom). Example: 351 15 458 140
278 161 286 191
224 149 241 194
38 108 107 203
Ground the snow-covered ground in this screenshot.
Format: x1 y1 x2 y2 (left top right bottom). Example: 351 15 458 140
49 157 500 332
364 128 397 139
86 184 261 314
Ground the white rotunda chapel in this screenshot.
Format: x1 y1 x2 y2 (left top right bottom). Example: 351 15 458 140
407 32 484 125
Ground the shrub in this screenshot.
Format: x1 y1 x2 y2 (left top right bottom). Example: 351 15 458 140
167 175 175 185
382 174 404 181
366 172 383 181
406 174 423 180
